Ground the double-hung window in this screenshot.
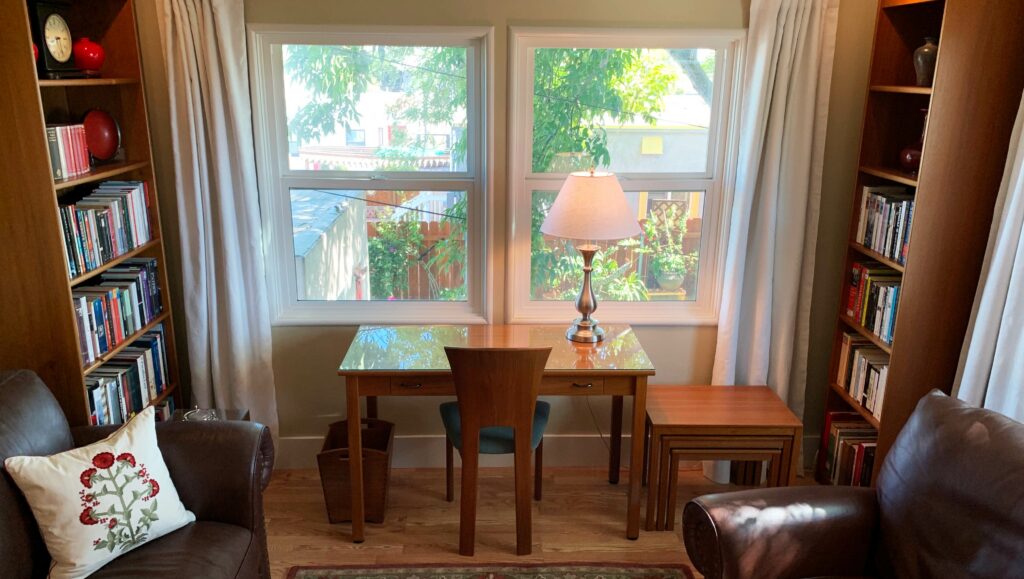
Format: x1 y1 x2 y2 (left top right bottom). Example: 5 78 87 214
508 28 742 324
249 26 491 323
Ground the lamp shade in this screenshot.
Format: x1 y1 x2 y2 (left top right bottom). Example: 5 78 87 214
540 171 642 241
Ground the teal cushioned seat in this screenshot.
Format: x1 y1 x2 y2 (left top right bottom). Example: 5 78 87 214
439 400 550 454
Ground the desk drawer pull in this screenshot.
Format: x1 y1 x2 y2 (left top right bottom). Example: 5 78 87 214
398 382 423 389
572 382 594 389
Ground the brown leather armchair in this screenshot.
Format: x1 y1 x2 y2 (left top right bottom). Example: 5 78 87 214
0 370 275 579
682 390 1024 579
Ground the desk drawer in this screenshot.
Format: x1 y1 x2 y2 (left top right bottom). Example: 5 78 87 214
540 376 604 395
390 376 454 395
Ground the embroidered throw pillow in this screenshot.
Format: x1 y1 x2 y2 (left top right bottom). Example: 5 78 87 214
4 406 195 579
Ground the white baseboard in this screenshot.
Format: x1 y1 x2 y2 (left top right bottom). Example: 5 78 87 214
274 433 631 470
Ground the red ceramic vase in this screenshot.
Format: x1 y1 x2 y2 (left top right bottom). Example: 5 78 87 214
73 37 105 73
33 43 38 62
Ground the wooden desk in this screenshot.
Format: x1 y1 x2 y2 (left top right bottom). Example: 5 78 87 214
338 324 656 542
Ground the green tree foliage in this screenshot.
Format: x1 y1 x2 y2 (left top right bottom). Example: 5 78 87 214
531 48 677 172
285 45 468 167
367 215 423 299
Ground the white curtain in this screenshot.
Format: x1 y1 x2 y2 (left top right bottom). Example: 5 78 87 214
159 0 279 432
709 0 839 477
956 93 1024 422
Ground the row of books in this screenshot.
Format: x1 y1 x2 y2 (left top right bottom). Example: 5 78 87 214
59 181 153 278
823 411 878 486
845 261 901 344
46 123 91 180
72 258 164 366
85 324 171 426
856 186 915 265
836 332 888 421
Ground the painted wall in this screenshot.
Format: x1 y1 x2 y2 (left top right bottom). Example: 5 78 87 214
134 0 875 469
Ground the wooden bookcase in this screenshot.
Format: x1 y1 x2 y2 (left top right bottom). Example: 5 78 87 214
816 0 1024 484
0 0 181 426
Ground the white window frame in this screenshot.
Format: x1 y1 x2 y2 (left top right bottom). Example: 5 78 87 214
507 27 744 325
249 24 494 325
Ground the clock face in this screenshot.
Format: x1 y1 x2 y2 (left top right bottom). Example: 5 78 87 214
44 14 72 63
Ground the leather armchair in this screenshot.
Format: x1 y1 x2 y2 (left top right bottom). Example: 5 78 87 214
1 370 275 579
683 390 1024 579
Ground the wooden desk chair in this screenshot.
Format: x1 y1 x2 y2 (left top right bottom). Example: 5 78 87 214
440 346 551 556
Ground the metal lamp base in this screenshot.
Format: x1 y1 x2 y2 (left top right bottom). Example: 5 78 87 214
566 317 605 343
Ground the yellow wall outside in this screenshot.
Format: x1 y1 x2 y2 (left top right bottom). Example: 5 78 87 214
134 0 876 467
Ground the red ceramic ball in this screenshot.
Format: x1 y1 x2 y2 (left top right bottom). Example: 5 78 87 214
83 110 120 161
73 37 105 73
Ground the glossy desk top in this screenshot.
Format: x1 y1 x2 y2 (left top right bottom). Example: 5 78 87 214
338 324 655 375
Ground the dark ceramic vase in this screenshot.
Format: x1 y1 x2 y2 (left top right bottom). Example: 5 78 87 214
899 109 929 175
913 37 938 87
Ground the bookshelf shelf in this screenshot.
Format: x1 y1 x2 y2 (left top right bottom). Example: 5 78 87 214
829 382 882 429
819 0 1024 487
54 161 150 191
869 85 932 95
849 242 906 273
882 0 942 8
82 311 171 376
69 239 162 287
0 0 183 426
150 383 177 408
860 165 919 187
839 314 893 355
38 78 140 88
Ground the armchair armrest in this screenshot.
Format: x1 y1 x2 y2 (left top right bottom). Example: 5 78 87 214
683 485 879 579
72 421 275 532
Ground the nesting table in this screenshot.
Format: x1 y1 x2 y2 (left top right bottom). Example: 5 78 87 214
644 385 803 531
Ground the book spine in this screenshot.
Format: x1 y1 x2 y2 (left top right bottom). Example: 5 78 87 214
46 127 63 180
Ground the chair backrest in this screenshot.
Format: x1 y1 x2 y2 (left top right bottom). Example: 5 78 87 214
876 389 1024 578
444 347 550 432
0 370 75 578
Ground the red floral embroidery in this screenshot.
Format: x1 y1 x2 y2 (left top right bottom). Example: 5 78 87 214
79 451 161 552
80 468 97 488
80 508 99 525
92 452 115 469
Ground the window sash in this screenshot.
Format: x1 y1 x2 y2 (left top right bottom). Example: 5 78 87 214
507 27 743 326
249 25 492 324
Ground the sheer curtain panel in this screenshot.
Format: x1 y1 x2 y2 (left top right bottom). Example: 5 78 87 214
709 0 839 479
956 93 1024 422
160 0 279 431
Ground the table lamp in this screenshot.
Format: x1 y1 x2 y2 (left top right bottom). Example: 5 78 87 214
541 170 642 343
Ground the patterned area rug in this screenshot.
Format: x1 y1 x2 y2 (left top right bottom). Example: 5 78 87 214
287 564 695 579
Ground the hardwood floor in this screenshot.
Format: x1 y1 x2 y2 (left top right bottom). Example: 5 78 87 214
265 466 757 578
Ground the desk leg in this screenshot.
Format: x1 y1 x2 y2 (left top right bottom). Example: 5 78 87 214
346 377 366 543
627 379 647 539
609 396 623 484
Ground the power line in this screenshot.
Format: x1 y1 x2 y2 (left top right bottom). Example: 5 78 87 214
306 188 466 221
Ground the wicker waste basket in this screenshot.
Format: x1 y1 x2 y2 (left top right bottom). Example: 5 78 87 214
317 418 394 524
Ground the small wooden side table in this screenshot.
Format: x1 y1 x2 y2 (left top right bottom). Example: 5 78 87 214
644 385 802 531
